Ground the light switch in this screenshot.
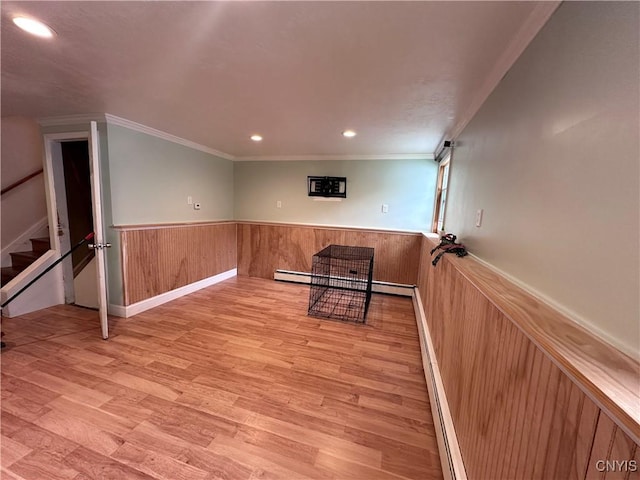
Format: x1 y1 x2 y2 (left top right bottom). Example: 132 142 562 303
277 200 282 208
475 209 483 227
382 204 389 213
187 196 193 205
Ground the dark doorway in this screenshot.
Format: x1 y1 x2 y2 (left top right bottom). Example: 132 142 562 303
61 141 94 275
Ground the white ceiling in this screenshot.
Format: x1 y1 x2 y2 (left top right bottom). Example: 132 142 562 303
1 1 557 159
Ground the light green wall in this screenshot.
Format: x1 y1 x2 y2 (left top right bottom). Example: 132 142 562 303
41 122 235 306
107 124 234 225
444 2 639 357
105 124 234 306
234 159 437 231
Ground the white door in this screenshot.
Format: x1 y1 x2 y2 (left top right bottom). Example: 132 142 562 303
88 121 109 339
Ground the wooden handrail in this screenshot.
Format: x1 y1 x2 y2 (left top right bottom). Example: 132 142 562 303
1 169 44 196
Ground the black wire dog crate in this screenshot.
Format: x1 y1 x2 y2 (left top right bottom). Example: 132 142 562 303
308 245 374 323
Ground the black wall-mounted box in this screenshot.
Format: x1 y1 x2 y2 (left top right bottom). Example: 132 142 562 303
307 176 347 198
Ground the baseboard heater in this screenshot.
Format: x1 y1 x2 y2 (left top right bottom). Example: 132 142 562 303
274 269 414 297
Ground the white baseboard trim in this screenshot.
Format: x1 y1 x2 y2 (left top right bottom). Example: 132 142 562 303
412 288 467 480
1 216 49 267
108 268 237 318
107 303 127 317
273 269 414 297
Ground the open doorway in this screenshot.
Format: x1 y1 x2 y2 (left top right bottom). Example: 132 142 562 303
44 123 109 339
50 138 98 309
60 141 98 309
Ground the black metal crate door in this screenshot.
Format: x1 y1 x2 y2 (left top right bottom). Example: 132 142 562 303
308 245 374 323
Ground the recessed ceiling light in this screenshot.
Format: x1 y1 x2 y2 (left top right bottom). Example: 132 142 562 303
12 16 55 38
250 134 263 142
342 130 357 138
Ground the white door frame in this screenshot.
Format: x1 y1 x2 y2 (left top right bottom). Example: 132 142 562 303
42 127 109 339
43 132 88 302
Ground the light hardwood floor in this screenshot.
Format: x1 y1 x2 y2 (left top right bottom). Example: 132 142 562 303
1 276 442 480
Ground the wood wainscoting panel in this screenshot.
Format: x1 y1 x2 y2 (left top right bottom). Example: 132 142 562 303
416 235 640 479
120 222 236 305
586 413 639 479
237 222 422 285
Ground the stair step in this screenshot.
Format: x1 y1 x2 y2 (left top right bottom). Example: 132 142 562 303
9 250 41 270
1 266 24 287
30 237 51 255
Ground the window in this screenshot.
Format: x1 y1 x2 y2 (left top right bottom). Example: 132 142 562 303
433 154 450 233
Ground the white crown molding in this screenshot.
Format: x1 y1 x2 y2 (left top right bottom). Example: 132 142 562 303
38 113 106 127
448 1 561 141
103 114 235 160
235 153 434 162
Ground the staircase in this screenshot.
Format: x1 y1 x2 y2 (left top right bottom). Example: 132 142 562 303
1 237 50 287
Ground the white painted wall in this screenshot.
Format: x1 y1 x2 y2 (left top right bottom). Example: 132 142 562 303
1 117 48 252
445 2 639 357
234 159 437 231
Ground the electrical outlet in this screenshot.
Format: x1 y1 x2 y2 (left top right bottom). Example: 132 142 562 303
194 203 201 210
